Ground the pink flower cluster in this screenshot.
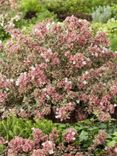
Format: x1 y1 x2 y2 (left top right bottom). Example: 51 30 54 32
8 136 34 153
7 127 74 155
0 126 80 155
63 128 77 143
56 102 75 121
8 136 54 155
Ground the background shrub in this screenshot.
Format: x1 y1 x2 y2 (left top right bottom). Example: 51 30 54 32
41 0 117 14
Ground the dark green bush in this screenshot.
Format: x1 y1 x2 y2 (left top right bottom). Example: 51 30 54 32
0 25 9 41
13 0 57 29
20 0 43 15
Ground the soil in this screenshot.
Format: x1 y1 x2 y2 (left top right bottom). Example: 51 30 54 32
24 11 37 19
57 12 92 21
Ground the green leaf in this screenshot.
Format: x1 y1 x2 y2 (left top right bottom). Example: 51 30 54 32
113 132 117 136
107 140 117 147
79 130 89 142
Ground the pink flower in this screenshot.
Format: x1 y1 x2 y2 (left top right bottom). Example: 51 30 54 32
93 130 107 146
0 74 11 89
97 111 111 122
16 72 29 92
49 128 59 142
43 85 62 102
40 48 60 65
57 78 72 91
7 149 17 156
32 149 45 156
0 93 7 103
32 128 43 144
42 140 55 155
33 22 48 39
55 103 75 121
63 128 77 143
8 136 24 152
69 53 87 69
6 40 21 54
29 65 47 87
95 32 110 47
22 139 34 152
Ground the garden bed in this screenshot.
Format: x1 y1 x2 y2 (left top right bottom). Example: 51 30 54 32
0 1 117 156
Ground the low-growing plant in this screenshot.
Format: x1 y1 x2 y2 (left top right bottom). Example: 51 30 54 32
0 117 117 155
0 25 9 41
0 15 10 41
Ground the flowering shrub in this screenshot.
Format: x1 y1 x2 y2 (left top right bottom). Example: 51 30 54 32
1 126 77 155
0 16 117 122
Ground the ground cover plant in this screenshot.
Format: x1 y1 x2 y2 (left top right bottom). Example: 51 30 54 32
0 117 117 155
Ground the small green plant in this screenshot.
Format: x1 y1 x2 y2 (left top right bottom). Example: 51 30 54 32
110 33 117 51
0 117 117 155
107 131 117 148
92 19 117 51
0 25 9 41
0 14 10 41
92 6 112 23
0 116 33 140
111 4 117 20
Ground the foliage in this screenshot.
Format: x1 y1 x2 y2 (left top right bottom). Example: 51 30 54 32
111 4 117 20
41 0 117 14
92 6 112 23
19 0 57 22
14 10 56 30
92 19 117 50
0 16 117 123
0 117 60 142
0 15 10 41
0 26 9 41
20 0 43 15
91 4 117 23
107 131 117 147
0 117 117 155
110 34 117 51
